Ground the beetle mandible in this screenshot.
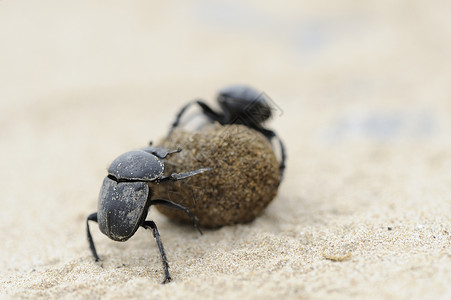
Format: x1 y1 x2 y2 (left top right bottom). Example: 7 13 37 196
86 144 210 284
167 84 286 178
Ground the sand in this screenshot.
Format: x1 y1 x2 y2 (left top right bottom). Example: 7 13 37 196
0 1 450 299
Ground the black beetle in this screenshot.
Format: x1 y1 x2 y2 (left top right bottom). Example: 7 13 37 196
86 144 210 283
168 84 286 178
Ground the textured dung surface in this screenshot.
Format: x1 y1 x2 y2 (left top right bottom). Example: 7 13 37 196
152 124 281 228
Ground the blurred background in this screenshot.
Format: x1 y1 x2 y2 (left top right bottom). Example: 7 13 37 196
1 0 450 297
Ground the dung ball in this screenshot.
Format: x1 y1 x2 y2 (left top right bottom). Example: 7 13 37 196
152 123 281 228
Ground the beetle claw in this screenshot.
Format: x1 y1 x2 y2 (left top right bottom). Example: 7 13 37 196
94 259 103 268
162 276 172 284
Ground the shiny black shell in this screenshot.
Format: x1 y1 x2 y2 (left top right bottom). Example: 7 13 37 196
217 85 272 124
108 150 164 181
98 177 149 241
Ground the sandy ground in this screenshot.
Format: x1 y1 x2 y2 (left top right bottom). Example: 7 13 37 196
1 1 450 299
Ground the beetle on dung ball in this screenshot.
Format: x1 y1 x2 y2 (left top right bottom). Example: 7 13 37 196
86 84 285 284
86 144 210 284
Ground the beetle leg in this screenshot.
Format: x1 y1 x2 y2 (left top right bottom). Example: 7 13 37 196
276 134 286 179
168 100 225 137
254 127 286 180
158 167 211 182
86 212 100 262
263 130 286 180
150 199 203 235
141 220 172 284
142 146 182 159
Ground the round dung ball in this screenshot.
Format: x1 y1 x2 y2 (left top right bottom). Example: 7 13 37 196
152 123 281 228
